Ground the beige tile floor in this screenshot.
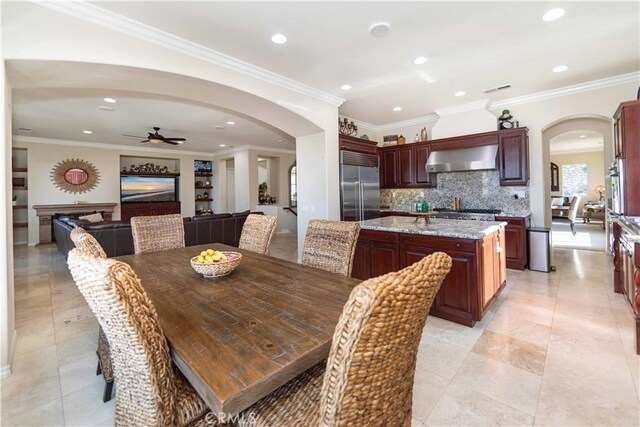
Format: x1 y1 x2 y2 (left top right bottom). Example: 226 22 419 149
2 237 639 426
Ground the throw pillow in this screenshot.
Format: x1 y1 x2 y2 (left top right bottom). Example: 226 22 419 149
79 212 104 223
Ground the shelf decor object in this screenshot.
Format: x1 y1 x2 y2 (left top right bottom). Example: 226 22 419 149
339 117 358 136
51 158 100 194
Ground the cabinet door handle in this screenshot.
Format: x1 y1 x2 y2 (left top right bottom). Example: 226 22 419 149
456 243 460 248
385 235 389 240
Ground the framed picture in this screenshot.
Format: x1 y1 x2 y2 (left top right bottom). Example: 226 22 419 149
383 134 398 143
550 162 559 192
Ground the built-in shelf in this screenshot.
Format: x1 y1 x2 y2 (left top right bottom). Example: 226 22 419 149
13 222 28 228
195 173 212 177
195 186 213 189
12 205 27 209
12 167 27 172
13 187 27 190
196 199 213 202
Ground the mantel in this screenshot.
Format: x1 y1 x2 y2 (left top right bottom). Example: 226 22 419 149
33 203 117 244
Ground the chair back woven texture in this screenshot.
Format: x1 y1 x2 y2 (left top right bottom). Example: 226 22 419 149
318 251 452 426
568 195 582 222
302 220 361 277
66 248 178 426
70 227 107 258
238 214 277 255
131 214 185 254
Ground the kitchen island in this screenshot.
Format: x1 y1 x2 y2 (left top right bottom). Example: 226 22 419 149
352 216 507 327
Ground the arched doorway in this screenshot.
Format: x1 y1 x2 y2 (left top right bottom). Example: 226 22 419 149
541 116 612 252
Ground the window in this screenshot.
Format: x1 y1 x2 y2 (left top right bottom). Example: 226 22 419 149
289 163 297 207
562 163 588 195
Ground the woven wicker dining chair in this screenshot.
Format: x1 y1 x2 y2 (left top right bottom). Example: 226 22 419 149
238 214 278 255
234 252 452 427
66 248 216 426
131 214 185 254
70 227 114 403
301 220 361 277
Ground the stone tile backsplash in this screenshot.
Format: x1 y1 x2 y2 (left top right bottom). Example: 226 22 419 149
380 170 530 216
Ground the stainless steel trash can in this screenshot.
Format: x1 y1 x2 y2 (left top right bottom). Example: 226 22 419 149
528 227 552 272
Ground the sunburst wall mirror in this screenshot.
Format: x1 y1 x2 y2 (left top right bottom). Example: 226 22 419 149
51 159 100 194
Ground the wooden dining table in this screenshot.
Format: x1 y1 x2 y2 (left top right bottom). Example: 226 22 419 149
116 243 360 417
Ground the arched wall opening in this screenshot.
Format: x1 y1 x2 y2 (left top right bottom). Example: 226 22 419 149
541 115 612 244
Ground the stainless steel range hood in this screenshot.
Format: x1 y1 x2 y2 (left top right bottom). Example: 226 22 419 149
426 145 498 173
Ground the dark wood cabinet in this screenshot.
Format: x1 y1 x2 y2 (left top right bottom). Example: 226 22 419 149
351 230 400 280
498 131 529 186
614 100 640 216
414 144 436 187
401 244 476 325
397 146 415 186
353 228 506 326
381 150 399 189
378 128 528 189
339 135 379 155
495 216 529 270
121 201 181 221
379 144 436 189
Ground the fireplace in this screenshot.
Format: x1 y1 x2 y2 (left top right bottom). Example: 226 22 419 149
33 203 117 244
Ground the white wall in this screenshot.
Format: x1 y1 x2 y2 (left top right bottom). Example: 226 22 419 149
1 52 17 376
431 109 497 139
12 139 205 245
225 162 235 212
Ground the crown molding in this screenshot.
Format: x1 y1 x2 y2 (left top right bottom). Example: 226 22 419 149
490 72 639 110
435 99 490 117
13 135 217 156
550 147 604 156
347 72 638 132
34 1 345 107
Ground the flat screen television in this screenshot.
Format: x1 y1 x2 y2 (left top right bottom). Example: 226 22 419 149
121 176 177 203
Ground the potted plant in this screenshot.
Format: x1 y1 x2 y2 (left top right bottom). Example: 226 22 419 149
12 195 17 206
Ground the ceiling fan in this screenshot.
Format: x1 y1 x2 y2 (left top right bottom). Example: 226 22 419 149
123 127 186 145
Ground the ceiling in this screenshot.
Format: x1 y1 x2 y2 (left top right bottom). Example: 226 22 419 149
12 88 296 152
7 1 639 150
550 130 604 154
93 1 640 125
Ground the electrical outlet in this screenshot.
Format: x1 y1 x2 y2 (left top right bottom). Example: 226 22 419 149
420 191 425 198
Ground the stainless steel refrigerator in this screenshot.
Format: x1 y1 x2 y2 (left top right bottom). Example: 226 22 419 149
340 150 380 221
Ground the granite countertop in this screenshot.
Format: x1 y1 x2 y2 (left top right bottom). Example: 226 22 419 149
379 208 531 218
360 216 507 240
618 216 640 238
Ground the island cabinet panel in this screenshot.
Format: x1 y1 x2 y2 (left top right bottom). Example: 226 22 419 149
495 216 529 270
351 230 400 280
401 244 476 326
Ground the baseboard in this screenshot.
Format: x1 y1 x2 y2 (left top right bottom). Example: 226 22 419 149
1 330 18 379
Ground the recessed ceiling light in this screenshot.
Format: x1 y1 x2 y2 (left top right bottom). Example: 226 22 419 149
552 65 569 73
542 8 565 22
340 84 352 91
82 130 93 134
219 144 226 147
214 125 226 130
97 106 114 111
103 97 117 103
369 22 391 38
226 121 235 125
393 106 402 112
414 56 428 65
271 33 287 44
454 91 466 97
580 134 587 138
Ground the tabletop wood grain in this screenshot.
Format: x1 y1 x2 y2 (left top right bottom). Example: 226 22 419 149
116 243 359 416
